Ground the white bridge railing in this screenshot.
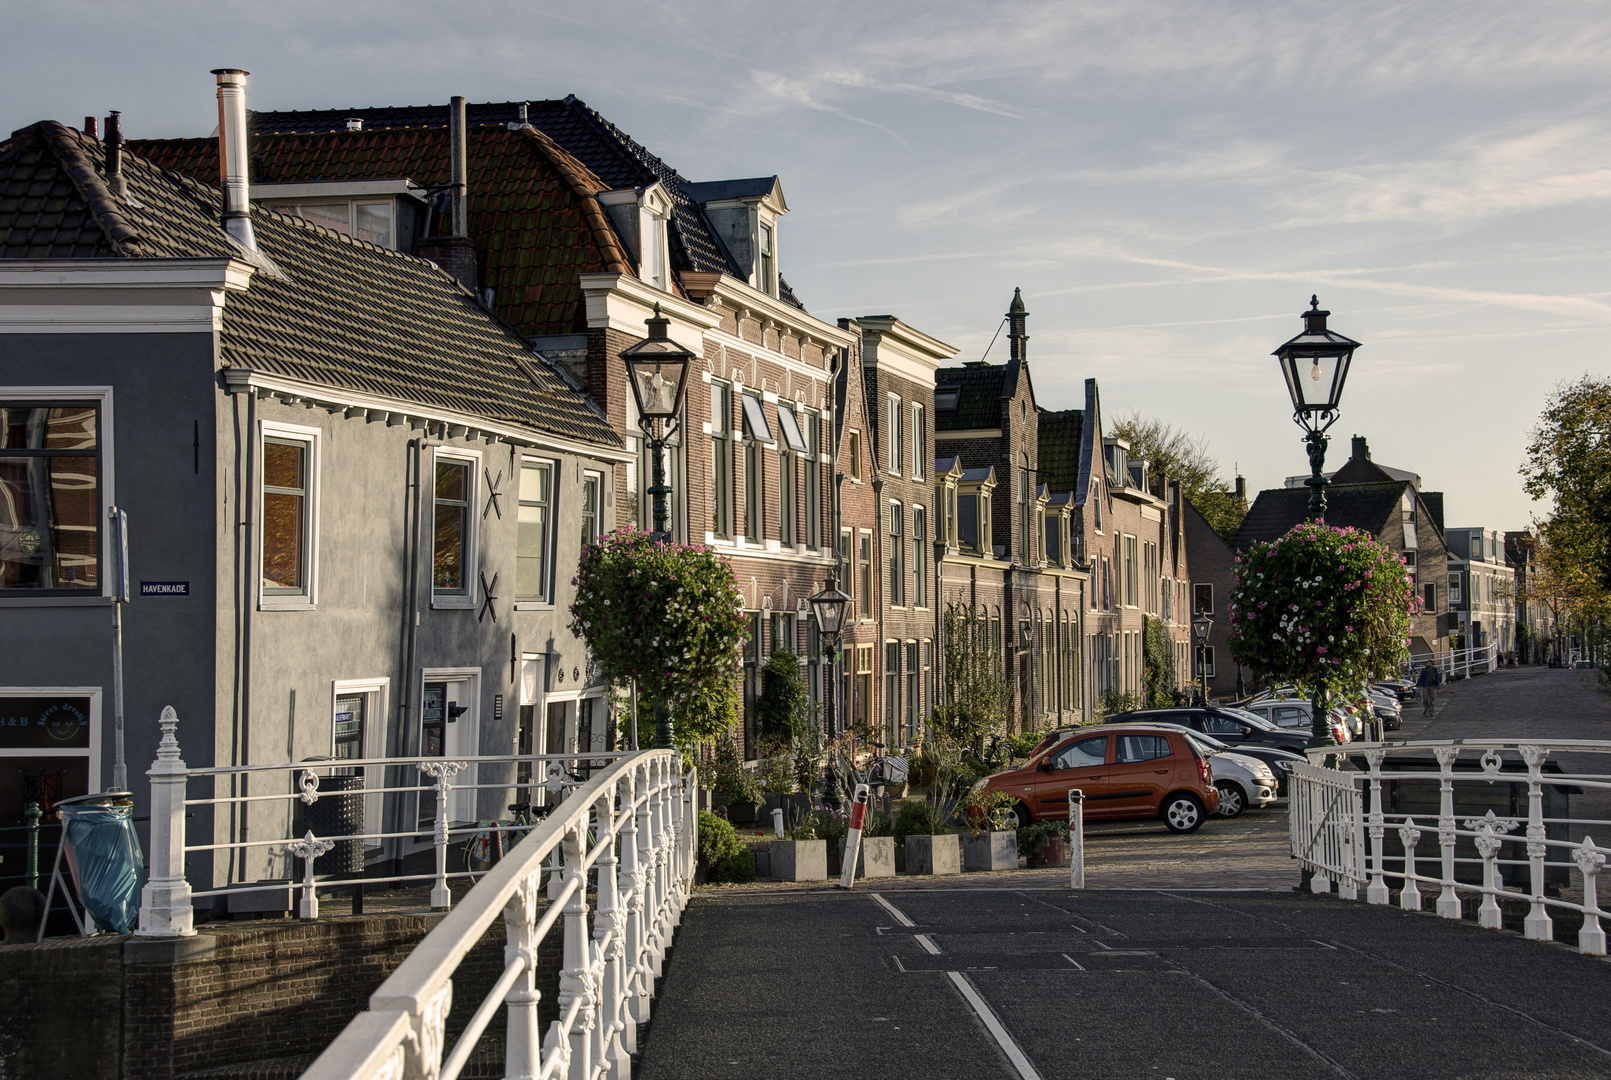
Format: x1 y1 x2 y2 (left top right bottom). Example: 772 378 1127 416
1290 740 1609 956
1409 641 1500 681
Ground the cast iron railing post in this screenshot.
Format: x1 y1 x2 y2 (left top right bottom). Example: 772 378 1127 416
1520 744 1553 940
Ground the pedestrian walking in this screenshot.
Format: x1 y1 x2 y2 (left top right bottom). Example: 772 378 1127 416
1416 661 1440 716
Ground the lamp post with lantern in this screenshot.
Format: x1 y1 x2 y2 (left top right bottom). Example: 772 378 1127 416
619 303 695 747
1274 296 1361 522
1192 612 1214 706
807 577 851 808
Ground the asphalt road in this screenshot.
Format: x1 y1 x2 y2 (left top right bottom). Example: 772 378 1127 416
636 887 1611 1080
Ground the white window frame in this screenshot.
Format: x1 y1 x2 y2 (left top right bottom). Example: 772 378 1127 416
886 394 902 476
431 446 482 610
0 686 102 798
0 387 116 605
259 419 321 611
911 403 924 480
515 455 557 609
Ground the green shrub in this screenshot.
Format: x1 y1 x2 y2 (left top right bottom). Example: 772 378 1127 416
862 807 894 838
1003 731 1043 761
755 648 810 744
708 849 757 884
961 788 1017 834
1016 819 1068 863
698 809 758 883
893 799 946 843
709 735 763 806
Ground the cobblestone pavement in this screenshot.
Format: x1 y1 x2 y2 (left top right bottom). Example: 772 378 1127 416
1397 663 1611 742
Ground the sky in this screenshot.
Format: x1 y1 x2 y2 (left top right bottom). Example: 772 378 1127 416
5 0 1609 530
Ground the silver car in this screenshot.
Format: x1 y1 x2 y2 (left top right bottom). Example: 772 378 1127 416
1182 734 1278 818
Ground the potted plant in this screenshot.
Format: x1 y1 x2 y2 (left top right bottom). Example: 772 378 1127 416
770 815 828 882
960 788 1019 872
838 807 897 880
895 798 959 876
1017 820 1068 868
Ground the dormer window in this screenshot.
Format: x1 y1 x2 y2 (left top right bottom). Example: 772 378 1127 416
256 179 428 251
598 183 673 293
684 176 788 299
759 222 775 295
935 387 960 412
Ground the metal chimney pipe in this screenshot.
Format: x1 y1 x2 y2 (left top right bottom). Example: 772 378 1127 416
104 111 126 199
449 95 467 237
212 68 256 250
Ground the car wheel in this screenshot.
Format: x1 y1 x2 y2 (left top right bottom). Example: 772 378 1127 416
1162 793 1205 834
1214 781 1245 818
1013 801 1033 829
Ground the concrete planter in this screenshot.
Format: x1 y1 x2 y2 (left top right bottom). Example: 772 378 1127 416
904 833 961 876
963 831 1018 872
770 839 827 882
837 836 897 879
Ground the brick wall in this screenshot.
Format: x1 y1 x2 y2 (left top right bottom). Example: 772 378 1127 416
0 913 559 1080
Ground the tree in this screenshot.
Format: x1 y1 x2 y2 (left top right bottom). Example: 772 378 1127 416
1227 523 1415 738
932 601 1012 746
1109 412 1247 539
1522 376 1611 590
568 526 749 750
755 648 810 744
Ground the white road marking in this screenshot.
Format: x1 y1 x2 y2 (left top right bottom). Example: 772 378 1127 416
914 933 942 955
869 892 916 927
948 971 1045 1080
1062 953 1086 971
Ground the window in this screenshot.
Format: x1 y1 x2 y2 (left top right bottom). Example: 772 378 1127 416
710 381 733 540
1193 582 1213 615
1124 536 1139 606
922 640 933 727
885 641 901 744
911 404 924 479
758 220 774 294
259 421 320 608
0 690 101 817
941 484 957 547
839 527 854 609
905 641 920 738
1449 574 1462 604
1423 583 1437 613
0 401 105 595
912 505 927 608
1117 734 1171 763
888 502 904 607
849 430 862 480
856 645 875 729
580 470 600 553
742 391 770 543
859 530 874 619
1092 479 1102 531
804 409 821 550
958 491 979 552
517 461 553 602
1195 645 1216 678
1052 736 1107 771
886 394 902 475
770 610 796 656
433 451 477 602
935 387 959 411
778 441 796 547
265 199 396 247
1018 469 1032 565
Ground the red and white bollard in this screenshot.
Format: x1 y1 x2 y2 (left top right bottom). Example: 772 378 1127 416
838 784 870 889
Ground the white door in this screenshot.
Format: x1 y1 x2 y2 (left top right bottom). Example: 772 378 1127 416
420 678 479 825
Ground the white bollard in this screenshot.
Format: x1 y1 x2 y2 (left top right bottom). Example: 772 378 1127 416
1068 789 1084 890
772 807 785 840
838 784 870 889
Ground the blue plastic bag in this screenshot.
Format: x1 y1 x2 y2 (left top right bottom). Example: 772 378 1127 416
59 804 144 934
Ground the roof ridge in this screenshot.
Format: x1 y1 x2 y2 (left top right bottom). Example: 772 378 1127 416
31 121 146 254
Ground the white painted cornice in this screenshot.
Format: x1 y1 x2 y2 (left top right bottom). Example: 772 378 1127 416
222 368 632 463
0 258 255 333
853 316 958 382
578 272 720 353
935 428 1003 440
678 271 855 352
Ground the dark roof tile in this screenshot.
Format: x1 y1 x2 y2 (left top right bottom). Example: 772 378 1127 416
933 362 1007 430
1232 482 1408 550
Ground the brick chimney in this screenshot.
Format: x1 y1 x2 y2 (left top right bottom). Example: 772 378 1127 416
1234 475 1246 502
1351 435 1370 463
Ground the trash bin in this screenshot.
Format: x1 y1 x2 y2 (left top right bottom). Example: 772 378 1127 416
305 773 365 879
55 792 142 935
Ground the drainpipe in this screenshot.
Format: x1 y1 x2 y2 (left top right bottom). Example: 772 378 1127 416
212 68 256 250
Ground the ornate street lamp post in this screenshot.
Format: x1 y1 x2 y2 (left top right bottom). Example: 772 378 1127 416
1192 613 1214 706
808 577 852 809
1274 296 1361 522
620 303 695 748
1274 296 1360 749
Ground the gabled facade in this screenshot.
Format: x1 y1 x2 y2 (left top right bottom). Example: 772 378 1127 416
936 293 1087 732
1041 379 1193 711
0 112 625 891
1446 526 1517 657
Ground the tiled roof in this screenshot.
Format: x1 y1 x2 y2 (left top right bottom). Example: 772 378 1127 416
1232 482 1408 550
1037 408 1084 493
241 95 806 311
933 362 1007 430
132 125 634 338
0 121 618 449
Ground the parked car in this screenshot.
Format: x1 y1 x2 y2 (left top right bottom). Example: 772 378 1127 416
1238 700 1356 743
1180 727 1305 796
1104 707 1311 755
983 725 1219 834
1185 735 1279 818
1375 679 1416 703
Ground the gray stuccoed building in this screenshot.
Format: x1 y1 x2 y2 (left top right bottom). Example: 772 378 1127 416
0 106 624 900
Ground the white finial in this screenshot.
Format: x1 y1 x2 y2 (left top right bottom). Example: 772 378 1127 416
157 705 181 760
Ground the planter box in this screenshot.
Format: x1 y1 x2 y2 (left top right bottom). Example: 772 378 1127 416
720 799 759 826
1026 835 1066 868
904 834 961 876
770 839 827 882
963 831 1018 872
837 836 896 879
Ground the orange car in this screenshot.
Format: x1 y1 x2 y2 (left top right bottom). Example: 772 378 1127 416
983 725 1219 834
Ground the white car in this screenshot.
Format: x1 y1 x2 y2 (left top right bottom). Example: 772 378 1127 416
1183 734 1278 818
